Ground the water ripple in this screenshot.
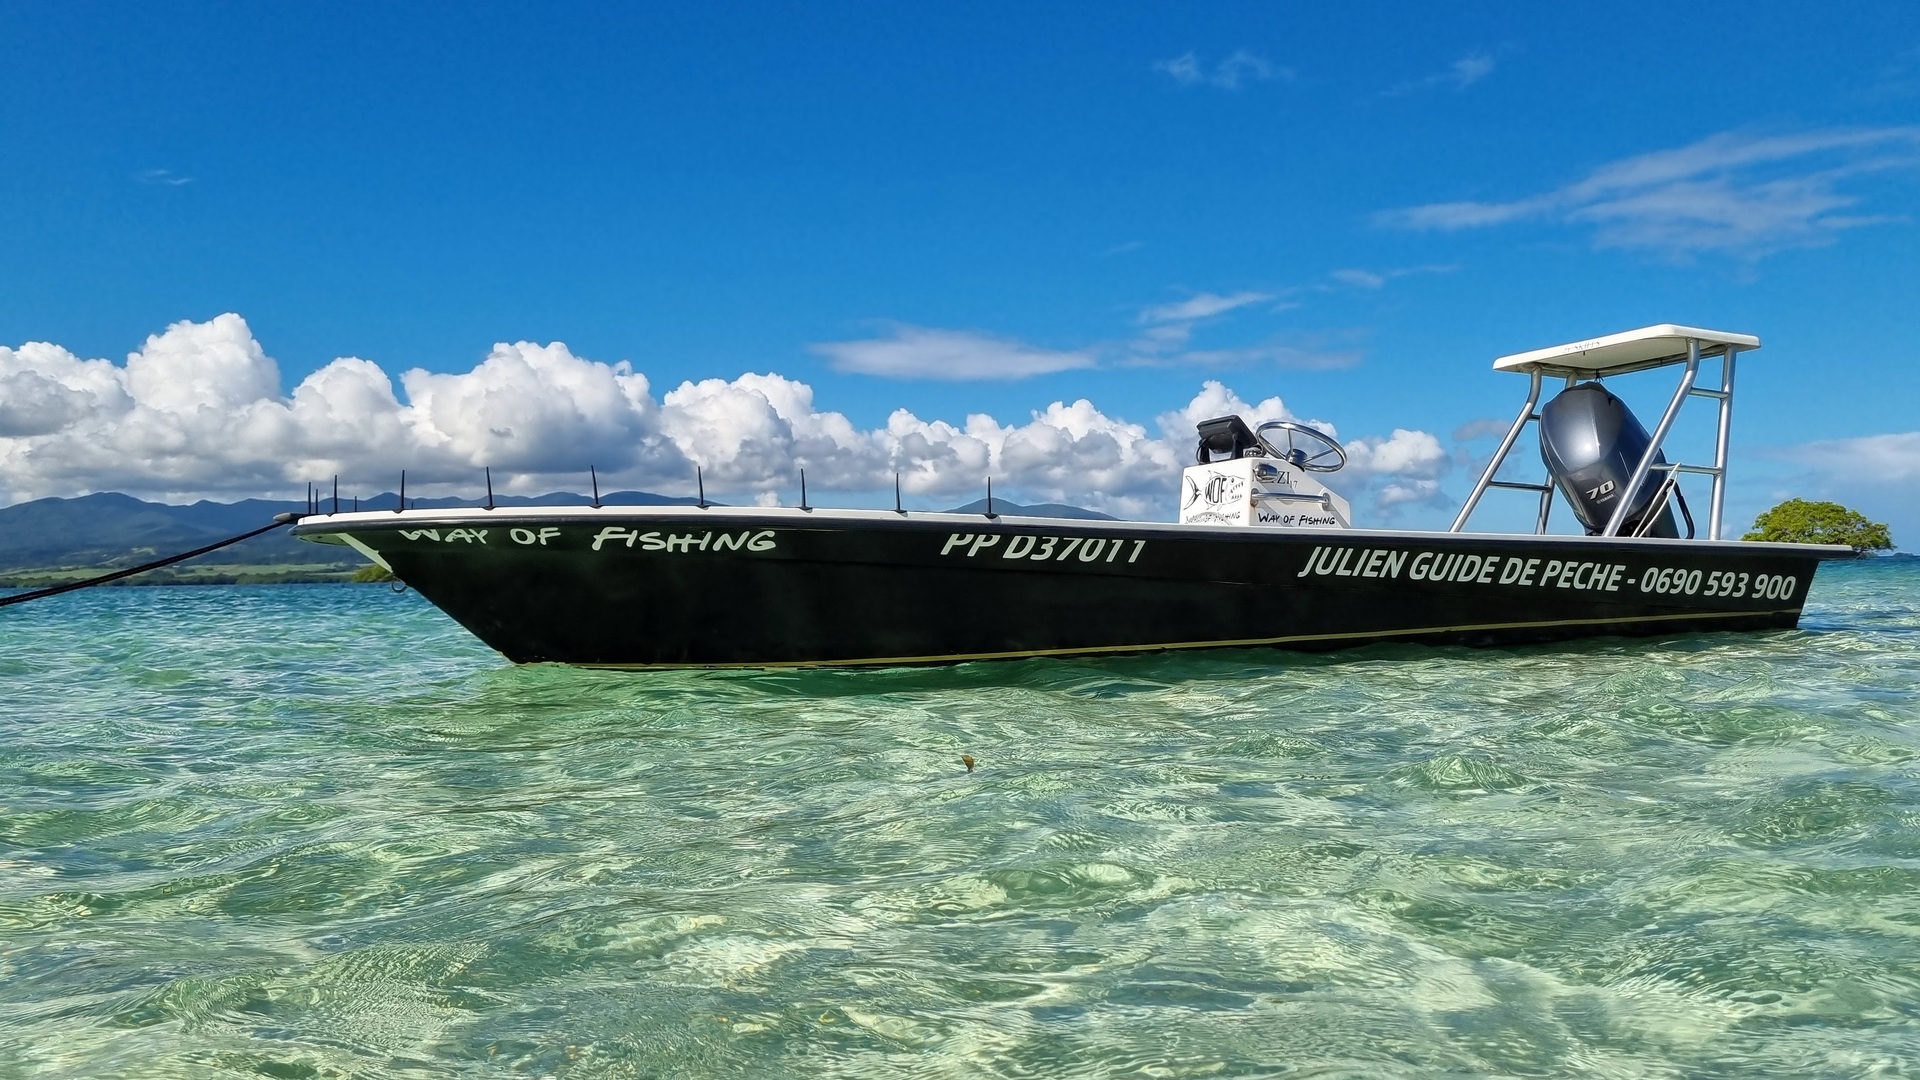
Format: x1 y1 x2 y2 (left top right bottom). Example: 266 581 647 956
3 560 1919 1076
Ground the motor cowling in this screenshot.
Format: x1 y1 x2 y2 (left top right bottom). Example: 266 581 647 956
1538 382 1679 538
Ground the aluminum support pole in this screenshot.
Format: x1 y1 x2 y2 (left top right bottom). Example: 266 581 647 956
1708 346 1737 540
1535 374 1574 534
1603 340 1699 537
1450 369 1542 532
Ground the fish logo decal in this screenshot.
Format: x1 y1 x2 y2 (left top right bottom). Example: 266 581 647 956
1203 474 1245 506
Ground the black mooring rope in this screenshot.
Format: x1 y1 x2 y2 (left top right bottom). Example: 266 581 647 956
0 514 302 608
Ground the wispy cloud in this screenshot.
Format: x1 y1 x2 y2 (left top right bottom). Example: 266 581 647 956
810 325 1095 381
1753 430 1920 549
1139 291 1272 324
818 272 1373 386
136 168 193 186
1376 127 1920 258
1327 264 1456 290
1154 50 1293 90
1101 240 1145 257
1384 51 1498 96
1129 290 1280 356
1329 269 1388 290
1165 345 1361 371
1124 289 1353 370
1783 431 1920 485
1858 44 1920 103
1452 418 1514 442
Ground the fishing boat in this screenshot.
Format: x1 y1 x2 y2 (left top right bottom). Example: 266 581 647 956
291 325 1850 668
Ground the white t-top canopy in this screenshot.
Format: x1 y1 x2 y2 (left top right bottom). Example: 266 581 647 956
1493 324 1760 376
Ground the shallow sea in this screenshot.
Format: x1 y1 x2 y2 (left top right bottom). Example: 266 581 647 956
3 557 1918 1078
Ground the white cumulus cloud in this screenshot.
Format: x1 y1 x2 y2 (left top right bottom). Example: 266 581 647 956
0 315 1452 520
1345 429 1450 511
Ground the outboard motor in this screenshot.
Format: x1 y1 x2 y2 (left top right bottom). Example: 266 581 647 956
1538 382 1684 538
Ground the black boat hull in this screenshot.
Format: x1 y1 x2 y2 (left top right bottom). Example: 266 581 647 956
292 508 1845 668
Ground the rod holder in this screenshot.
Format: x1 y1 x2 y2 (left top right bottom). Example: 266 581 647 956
332 475 339 516
485 467 495 510
697 467 707 509
799 469 809 511
985 477 996 518
894 472 904 514
396 470 405 513
590 466 601 508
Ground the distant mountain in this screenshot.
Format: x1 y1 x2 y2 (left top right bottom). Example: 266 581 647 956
0 490 695 574
942 499 1116 521
0 490 1116 583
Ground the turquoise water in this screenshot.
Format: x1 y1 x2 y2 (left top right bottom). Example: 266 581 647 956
3 559 1918 1078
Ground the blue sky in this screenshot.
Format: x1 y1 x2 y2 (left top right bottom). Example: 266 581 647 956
3 2 1917 541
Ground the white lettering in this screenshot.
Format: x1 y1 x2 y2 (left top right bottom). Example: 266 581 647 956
591 526 636 551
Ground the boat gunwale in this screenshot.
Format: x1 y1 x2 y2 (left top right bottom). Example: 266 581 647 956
289 505 1855 557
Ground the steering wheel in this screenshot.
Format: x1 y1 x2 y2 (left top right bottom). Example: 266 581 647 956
1255 421 1346 473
